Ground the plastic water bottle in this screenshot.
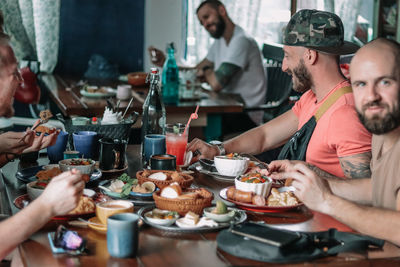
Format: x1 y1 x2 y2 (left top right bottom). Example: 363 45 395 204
162 43 179 104
141 68 166 166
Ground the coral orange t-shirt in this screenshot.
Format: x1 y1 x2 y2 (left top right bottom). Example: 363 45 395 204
292 80 372 177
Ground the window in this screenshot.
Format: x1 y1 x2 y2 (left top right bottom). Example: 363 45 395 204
184 0 291 65
183 0 373 65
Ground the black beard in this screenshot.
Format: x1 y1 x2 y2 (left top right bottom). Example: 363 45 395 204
210 16 225 39
288 59 313 93
357 100 400 135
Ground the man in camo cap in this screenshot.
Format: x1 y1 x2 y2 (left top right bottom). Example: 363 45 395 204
284 9 359 55
188 9 372 180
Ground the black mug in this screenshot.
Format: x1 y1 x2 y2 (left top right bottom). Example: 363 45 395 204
99 138 127 170
150 154 176 170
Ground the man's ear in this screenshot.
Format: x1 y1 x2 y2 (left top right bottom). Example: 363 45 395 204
304 49 318 65
218 5 227 17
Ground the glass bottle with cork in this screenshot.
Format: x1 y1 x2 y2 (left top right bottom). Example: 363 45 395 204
162 42 179 105
141 68 166 167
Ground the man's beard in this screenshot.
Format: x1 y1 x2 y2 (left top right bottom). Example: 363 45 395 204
287 59 313 93
357 97 400 134
209 15 225 39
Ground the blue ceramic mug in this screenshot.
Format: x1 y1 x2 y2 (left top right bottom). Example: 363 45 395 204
73 131 98 159
107 213 139 258
144 134 166 165
47 131 69 163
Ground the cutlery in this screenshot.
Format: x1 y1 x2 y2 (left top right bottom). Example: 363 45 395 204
122 97 134 118
98 185 111 192
278 186 296 193
78 218 105 227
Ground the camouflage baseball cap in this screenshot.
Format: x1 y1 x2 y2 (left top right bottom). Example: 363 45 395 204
283 9 359 55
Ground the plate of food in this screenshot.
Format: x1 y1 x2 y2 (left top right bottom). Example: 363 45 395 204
98 173 157 205
17 164 102 185
138 205 246 233
80 86 117 98
13 193 108 220
219 185 303 213
192 156 260 182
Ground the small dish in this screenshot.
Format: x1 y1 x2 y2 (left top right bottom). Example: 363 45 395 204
203 207 236 223
26 181 44 200
83 189 96 198
144 210 179 226
87 217 107 233
214 155 249 177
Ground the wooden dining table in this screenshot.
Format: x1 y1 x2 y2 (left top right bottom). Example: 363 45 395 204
1 145 400 266
39 74 244 129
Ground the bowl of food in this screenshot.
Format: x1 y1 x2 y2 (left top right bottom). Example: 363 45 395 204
26 181 45 200
154 186 213 216
144 208 179 226
127 72 148 87
59 158 95 181
235 172 272 197
214 153 249 177
203 200 236 223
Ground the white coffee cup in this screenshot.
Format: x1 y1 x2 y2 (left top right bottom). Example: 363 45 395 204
117 85 132 100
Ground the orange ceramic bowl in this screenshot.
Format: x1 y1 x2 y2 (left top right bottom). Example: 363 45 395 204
127 72 148 86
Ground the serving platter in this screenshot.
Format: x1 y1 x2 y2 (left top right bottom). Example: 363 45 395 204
16 165 102 184
219 187 303 213
80 87 116 98
138 205 247 233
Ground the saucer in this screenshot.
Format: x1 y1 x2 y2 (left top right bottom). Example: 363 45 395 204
87 217 107 233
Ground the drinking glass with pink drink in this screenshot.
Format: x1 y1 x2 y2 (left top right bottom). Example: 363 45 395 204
165 123 188 166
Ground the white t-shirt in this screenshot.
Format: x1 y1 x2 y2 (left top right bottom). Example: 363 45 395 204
206 25 266 124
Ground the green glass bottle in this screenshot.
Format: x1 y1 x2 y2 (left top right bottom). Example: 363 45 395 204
162 43 179 104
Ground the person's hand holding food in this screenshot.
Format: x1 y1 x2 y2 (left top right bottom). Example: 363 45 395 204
37 169 85 217
0 130 35 155
271 162 333 213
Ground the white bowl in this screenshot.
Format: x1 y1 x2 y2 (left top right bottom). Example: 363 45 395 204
214 155 249 177
235 174 272 197
203 207 236 223
144 210 179 226
26 181 44 200
59 158 95 175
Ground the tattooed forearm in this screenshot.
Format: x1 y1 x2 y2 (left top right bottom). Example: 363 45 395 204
214 62 241 87
339 152 372 179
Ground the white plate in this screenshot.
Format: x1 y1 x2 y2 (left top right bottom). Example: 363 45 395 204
175 218 203 229
80 87 117 98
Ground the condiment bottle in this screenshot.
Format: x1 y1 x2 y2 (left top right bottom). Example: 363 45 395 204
141 68 166 167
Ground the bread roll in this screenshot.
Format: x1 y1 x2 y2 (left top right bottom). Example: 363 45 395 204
160 182 182 198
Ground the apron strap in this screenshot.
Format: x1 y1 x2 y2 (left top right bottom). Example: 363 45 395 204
314 86 353 122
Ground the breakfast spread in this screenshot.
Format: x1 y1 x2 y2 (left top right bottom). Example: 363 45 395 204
101 107 123 125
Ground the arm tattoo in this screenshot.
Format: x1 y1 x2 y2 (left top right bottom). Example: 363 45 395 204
339 152 372 179
305 152 372 180
214 62 241 87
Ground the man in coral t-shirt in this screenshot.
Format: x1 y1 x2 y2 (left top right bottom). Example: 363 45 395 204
188 9 372 179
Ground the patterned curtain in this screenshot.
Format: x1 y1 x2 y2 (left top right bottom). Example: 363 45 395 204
0 0 60 73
